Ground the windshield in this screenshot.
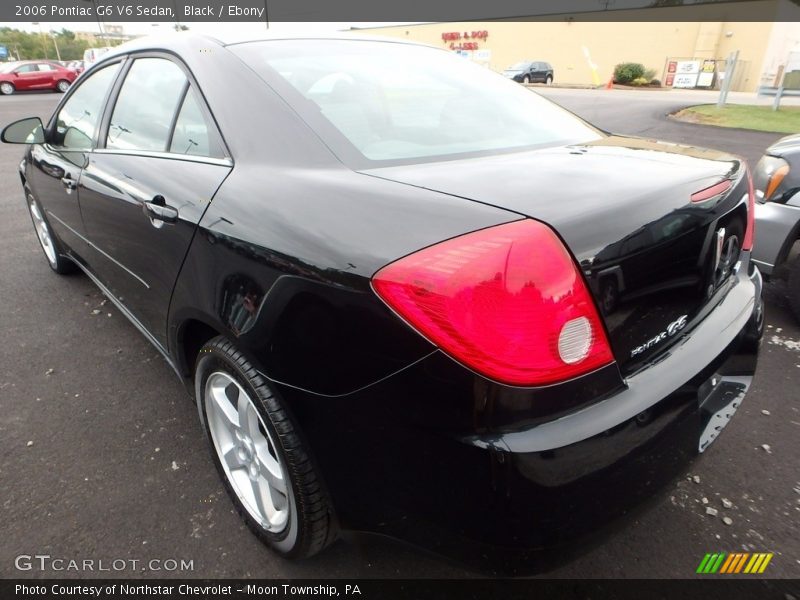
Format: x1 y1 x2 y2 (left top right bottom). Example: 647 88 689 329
0 63 20 73
507 62 529 71
231 40 600 165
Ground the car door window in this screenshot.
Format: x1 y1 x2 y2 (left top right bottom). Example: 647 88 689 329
107 58 187 152
52 62 121 150
37 64 54 71
15 64 37 73
169 86 225 158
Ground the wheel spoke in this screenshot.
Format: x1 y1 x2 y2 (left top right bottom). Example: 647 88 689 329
238 392 258 439
208 376 240 430
222 445 245 471
258 451 287 495
249 476 276 524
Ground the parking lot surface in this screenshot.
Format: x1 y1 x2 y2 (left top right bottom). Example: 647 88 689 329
1 89 798 578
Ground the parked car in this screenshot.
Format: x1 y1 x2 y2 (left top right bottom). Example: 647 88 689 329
67 60 86 76
503 60 554 84
751 134 800 321
0 60 77 95
1 34 762 566
83 46 113 65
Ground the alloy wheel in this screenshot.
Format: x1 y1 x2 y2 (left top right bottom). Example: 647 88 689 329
204 371 290 532
0 82 14 95
28 196 57 266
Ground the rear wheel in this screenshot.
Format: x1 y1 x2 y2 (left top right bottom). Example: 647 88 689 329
546 75 553 85
788 258 800 324
195 337 336 558
0 82 15 95
56 79 71 93
26 190 76 274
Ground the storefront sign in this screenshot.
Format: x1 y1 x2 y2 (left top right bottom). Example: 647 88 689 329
696 59 716 87
442 30 488 51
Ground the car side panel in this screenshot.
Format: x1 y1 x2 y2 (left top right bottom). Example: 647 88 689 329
79 153 231 348
167 163 520 397
752 194 800 274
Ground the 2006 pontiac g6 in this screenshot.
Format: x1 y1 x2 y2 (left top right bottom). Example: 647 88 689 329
3 34 763 565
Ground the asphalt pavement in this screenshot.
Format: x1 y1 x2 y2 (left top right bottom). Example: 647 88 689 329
0 89 798 579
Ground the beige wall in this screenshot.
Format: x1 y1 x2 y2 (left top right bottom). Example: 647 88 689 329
354 2 785 92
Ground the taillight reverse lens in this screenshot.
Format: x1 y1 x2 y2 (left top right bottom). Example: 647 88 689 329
372 219 615 386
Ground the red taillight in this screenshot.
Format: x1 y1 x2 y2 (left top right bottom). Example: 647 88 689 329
372 219 615 386
743 166 755 251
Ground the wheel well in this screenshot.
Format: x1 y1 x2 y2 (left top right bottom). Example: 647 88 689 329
179 319 220 377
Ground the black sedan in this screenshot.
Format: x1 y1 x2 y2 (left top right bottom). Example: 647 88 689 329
2 34 763 566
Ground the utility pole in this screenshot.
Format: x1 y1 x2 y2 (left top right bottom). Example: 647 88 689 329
32 22 48 59
50 32 61 62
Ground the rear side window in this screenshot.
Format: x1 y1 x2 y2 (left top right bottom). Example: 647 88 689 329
107 58 187 152
169 87 225 158
53 62 121 149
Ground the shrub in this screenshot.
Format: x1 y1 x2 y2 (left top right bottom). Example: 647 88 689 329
649 79 662 87
631 77 650 86
613 62 646 84
644 68 657 81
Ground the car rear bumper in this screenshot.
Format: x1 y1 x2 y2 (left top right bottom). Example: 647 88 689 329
276 257 762 570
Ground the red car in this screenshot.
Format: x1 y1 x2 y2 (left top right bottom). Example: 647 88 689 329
0 61 77 95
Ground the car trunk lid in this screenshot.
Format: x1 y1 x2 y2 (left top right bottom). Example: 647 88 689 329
362 136 749 376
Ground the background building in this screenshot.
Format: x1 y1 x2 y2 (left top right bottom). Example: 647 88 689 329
354 0 800 92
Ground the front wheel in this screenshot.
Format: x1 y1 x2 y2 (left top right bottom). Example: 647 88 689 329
26 191 75 274
522 75 530 84
56 79 71 93
195 337 336 558
0 82 15 95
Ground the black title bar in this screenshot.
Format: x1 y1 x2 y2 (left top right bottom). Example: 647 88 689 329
2 0 800 22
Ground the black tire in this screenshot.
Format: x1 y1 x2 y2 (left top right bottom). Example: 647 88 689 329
25 187 77 275
788 258 800 324
522 75 530 84
0 82 15 95
546 75 553 85
195 337 337 558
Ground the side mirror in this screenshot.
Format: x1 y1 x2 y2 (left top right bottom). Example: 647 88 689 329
1 117 45 144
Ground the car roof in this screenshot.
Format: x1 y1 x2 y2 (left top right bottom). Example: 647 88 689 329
99 31 430 62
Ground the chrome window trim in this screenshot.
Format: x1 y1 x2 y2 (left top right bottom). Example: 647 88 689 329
92 148 233 168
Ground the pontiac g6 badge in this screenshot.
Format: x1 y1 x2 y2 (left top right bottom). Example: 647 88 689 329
631 314 689 358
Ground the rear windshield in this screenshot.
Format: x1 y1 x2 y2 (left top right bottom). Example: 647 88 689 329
230 40 600 165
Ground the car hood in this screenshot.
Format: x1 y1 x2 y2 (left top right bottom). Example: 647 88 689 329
766 133 800 157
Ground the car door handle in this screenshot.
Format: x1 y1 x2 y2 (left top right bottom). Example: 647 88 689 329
143 195 178 224
61 175 77 191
